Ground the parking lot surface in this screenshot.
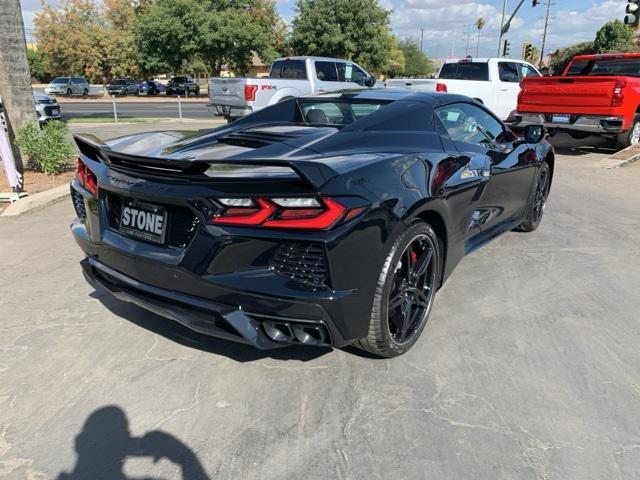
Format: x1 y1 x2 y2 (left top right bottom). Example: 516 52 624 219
1 134 639 479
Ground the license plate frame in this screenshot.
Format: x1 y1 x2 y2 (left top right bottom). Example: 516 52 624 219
119 200 167 244
552 114 570 124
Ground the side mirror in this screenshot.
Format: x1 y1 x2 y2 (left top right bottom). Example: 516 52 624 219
365 75 377 88
523 124 545 144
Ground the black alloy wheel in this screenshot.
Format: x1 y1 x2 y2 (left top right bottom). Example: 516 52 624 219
515 161 550 232
387 234 436 344
356 222 440 357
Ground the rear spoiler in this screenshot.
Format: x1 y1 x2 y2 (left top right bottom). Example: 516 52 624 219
73 134 339 189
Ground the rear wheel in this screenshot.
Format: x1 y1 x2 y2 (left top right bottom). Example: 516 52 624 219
195 86 200 96
515 162 550 233
82 88 88 97
355 222 440 357
615 114 640 150
66 88 72 96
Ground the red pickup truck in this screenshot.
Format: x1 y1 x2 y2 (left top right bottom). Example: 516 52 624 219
514 53 640 149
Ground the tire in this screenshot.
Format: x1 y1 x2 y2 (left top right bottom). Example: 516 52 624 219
66 88 72 96
615 114 640 150
82 88 88 97
134 89 139 96
515 161 550 233
195 86 200 96
569 131 590 140
355 222 440 357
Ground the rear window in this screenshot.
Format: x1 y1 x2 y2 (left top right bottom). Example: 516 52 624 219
270 60 307 79
299 100 388 125
567 57 640 77
439 62 489 81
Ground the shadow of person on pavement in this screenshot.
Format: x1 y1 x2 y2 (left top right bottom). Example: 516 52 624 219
56 405 211 480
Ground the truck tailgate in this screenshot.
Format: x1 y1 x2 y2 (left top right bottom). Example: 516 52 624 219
209 77 249 108
519 76 619 109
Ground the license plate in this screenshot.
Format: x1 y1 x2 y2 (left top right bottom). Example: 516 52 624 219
119 201 167 244
51 108 60 115
552 114 570 124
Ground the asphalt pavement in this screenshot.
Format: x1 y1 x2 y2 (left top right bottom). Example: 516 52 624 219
61 100 216 120
1 130 639 479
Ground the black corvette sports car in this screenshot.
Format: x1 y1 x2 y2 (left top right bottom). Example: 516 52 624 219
71 90 553 357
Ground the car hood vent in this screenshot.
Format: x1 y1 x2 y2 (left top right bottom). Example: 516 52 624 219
216 126 323 149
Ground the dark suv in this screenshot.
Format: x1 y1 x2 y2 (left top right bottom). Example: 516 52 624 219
166 76 200 96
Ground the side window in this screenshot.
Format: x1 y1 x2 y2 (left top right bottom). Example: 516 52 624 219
519 63 541 78
269 61 284 78
337 63 368 84
280 60 307 80
73 77 85 84
436 103 506 147
498 62 519 83
315 61 339 82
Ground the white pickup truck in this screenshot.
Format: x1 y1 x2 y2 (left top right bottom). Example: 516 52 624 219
385 58 541 120
208 56 376 120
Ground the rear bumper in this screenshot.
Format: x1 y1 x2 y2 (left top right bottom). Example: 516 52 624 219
511 113 625 134
82 256 333 349
209 103 253 118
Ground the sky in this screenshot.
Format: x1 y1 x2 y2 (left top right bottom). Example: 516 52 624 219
22 0 621 60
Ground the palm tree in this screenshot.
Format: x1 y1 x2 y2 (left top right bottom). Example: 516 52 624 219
475 17 486 57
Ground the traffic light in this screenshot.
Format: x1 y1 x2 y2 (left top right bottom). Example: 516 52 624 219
626 0 640 28
502 39 511 57
523 42 534 61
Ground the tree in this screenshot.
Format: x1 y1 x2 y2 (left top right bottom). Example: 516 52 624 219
290 0 393 72
594 20 637 54
27 48 51 82
135 0 282 76
398 38 434 77
382 35 405 78
33 0 139 83
548 41 594 75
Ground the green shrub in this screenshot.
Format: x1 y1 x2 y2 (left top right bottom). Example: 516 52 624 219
15 120 75 174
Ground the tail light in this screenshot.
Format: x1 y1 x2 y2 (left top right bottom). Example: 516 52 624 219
517 85 525 105
76 158 97 196
244 84 258 102
612 80 626 107
435 83 448 92
211 197 366 230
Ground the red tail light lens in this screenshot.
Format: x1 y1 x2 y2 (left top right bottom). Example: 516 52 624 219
244 84 258 102
612 80 625 107
211 197 363 230
435 83 448 92
76 158 97 196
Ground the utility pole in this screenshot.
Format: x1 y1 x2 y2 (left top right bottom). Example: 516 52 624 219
539 0 552 68
498 0 508 56
420 28 424 53
0 0 37 180
450 30 455 58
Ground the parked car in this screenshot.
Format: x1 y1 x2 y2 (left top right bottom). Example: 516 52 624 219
70 89 553 357
166 76 199 96
513 52 640 149
45 76 90 96
208 56 376 120
385 58 541 120
35 94 61 123
106 78 139 96
138 80 166 96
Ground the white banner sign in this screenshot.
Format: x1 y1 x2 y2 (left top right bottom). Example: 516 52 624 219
0 98 23 190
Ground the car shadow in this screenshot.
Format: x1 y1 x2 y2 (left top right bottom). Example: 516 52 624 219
55 405 211 480
548 133 617 156
89 288 332 363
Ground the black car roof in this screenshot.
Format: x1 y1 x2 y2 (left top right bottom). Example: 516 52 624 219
310 88 471 106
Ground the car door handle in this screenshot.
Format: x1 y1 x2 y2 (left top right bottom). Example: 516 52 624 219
500 88 508 92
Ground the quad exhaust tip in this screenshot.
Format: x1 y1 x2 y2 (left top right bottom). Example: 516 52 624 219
262 321 328 346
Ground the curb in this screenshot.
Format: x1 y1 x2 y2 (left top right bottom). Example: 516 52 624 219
601 144 640 169
1 184 70 217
